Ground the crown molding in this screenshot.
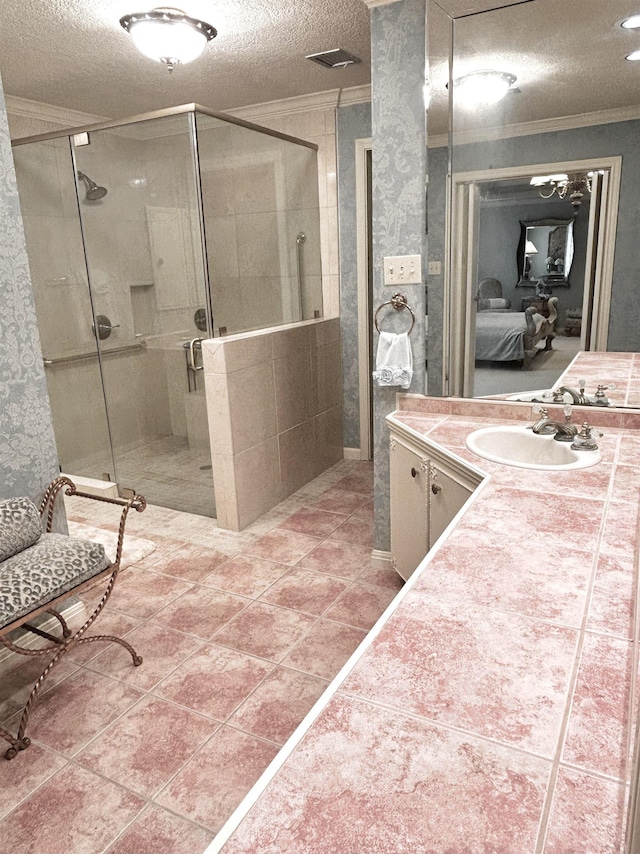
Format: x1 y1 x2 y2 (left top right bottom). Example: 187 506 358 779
5 95 104 129
337 85 372 107
428 102 640 149
361 0 403 8
228 89 342 122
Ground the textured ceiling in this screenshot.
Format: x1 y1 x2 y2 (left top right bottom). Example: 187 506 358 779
1 1 639 136
0 0 371 118
428 0 640 136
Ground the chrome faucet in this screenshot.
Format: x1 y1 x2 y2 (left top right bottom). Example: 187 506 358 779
554 379 589 406
530 404 578 442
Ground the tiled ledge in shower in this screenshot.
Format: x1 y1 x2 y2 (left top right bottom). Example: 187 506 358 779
202 318 343 531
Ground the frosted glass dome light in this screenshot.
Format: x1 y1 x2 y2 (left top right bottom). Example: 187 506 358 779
454 70 517 107
120 7 217 71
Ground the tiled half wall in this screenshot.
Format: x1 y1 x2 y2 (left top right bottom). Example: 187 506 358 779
202 318 343 530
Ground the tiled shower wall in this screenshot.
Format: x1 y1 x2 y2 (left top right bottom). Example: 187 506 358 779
197 118 323 333
228 101 343 320
202 318 343 531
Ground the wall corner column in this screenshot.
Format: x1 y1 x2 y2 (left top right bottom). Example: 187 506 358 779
368 0 427 551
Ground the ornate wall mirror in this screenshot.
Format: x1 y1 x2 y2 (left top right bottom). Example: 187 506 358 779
517 218 575 288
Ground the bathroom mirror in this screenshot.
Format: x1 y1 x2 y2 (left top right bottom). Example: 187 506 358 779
517 218 575 288
427 0 640 406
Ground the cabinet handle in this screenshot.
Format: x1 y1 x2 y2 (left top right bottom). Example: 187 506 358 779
431 483 442 494
411 467 418 478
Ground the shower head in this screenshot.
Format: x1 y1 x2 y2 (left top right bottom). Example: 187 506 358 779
77 171 108 201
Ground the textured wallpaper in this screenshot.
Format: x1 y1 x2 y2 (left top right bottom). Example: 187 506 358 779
336 102 372 451
0 73 60 503
370 0 427 551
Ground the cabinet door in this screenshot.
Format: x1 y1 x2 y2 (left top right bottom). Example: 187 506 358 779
428 465 472 549
390 438 429 581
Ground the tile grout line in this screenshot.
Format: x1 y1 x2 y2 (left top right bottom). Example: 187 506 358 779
534 434 621 854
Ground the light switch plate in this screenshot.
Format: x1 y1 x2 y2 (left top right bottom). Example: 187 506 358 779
383 254 422 286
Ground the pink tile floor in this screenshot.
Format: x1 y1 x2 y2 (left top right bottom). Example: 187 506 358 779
0 461 401 854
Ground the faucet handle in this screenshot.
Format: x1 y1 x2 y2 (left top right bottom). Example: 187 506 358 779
563 402 572 422
531 404 548 417
571 421 602 451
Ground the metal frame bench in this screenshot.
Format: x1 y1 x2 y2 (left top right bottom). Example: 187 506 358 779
0 476 146 760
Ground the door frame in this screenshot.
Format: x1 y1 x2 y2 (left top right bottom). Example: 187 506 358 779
445 155 622 398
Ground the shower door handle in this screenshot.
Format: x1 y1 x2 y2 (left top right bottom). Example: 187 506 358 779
187 338 204 372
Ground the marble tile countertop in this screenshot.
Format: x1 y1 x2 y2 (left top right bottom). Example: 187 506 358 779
558 350 640 408
208 395 640 854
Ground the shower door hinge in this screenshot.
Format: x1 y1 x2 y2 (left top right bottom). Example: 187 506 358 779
72 132 90 147
119 486 136 500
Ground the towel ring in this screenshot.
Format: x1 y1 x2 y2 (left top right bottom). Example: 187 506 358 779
374 292 416 335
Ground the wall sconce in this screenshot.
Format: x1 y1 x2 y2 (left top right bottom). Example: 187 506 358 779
529 172 597 209
120 7 217 71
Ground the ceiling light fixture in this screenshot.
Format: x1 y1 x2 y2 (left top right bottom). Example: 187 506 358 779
530 172 599 209
453 70 517 107
119 7 217 72
626 49 640 61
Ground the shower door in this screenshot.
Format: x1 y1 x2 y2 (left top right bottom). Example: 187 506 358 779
12 136 116 483
71 113 216 516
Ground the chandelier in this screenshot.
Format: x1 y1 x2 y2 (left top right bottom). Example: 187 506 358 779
529 172 596 209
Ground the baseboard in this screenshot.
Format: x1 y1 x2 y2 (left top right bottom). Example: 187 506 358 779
0 600 86 666
343 447 361 460
371 549 393 570
344 448 372 461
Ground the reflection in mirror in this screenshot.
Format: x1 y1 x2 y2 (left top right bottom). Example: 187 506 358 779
430 0 640 407
517 219 575 288
517 218 575 288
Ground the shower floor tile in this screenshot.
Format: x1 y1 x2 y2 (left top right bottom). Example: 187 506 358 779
0 460 388 854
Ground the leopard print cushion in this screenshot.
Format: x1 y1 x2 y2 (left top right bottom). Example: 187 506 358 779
0 497 42 562
0 533 110 629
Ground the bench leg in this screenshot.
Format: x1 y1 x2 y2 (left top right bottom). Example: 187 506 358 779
45 608 73 638
1 570 143 760
75 634 143 665
0 726 30 760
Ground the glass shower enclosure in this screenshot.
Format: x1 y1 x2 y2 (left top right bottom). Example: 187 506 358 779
12 105 323 517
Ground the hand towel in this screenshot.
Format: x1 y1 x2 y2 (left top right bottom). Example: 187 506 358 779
372 331 413 388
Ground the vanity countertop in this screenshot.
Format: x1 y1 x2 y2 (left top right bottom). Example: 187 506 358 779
558 350 640 408
209 397 639 854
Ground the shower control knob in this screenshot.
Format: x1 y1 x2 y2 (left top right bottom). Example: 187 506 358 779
92 314 119 340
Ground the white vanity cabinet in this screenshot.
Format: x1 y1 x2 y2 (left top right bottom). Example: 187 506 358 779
389 421 482 581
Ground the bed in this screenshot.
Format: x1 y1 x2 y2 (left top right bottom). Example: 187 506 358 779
475 296 557 370
424 296 557 371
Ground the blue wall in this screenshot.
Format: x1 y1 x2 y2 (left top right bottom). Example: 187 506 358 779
429 118 640 388
477 194 588 328
0 72 60 504
337 101 372 451
370 0 427 551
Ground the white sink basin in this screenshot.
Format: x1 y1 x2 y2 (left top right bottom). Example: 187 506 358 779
465 425 602 470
